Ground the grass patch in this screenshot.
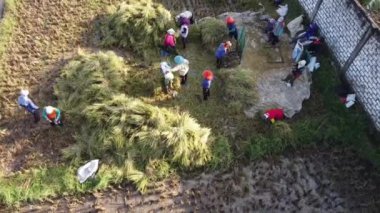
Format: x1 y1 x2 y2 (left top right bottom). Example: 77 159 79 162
219 68 257 113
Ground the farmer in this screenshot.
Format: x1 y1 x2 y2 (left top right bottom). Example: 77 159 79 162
176 11 193 49
282 60 307 87
42 106 63 126
17 89 40 123
202 70 214 101
269 17 285 46
226 16 238 41
263 108 285 124
176 11 194 26
161 62 174 93
215 41 232 69
171 55 190 85
179 19 190 49
264 18 276 34
163 28 177 55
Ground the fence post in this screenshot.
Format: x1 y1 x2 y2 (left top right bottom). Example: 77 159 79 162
342 26 374 73
311 0 324 22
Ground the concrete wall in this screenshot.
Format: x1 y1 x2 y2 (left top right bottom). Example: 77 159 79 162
298 0 380 130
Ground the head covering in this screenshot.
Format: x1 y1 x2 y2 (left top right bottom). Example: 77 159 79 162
45 106 54 114
225 41 232 48
164 71 174 80
20 89 29 96
298 60 307 69
226 16 235 25
263 113 269 120
202 70 214 80
160 62 171 73
167 28 175 35
174 55 185 65
278 16 284 22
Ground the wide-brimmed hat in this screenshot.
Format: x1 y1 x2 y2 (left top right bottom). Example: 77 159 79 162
174 55 185 65
45 106 54 114
20 89 29 96
298 60 307 69
167 28 175 35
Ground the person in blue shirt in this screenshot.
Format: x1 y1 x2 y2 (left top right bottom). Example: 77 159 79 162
17 89 40 123
226 16 238 40
202 70 214 101
215 41 232 69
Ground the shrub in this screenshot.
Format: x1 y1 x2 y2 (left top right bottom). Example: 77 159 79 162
198 17 227 51
98 0 173 59
54 50 128 119
219 68 257 111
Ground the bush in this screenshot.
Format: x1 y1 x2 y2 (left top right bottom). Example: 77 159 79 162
54 50 129 119
98 0 173 59
219 68 257 111
63 95 212 191
198 17 227 51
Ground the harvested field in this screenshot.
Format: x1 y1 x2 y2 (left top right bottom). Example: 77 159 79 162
19 148 380 212
0 0 122 174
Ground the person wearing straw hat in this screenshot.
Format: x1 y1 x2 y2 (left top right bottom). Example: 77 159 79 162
42 106 63 126
17 89 40 123
215 41 232 69
161 62 174 93
171 55 190 85
202 70 214 101
163 28 178 55
282 60 307 87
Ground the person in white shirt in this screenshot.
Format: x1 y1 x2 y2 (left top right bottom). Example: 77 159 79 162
171 55 190 85
160 62 174 93
17 89 40 123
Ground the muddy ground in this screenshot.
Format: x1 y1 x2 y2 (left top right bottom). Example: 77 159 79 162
18 148 380 212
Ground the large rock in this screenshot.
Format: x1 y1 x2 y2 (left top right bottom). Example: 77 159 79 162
245 68 312 118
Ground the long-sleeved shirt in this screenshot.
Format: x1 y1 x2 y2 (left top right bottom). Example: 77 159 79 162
164 34 176 47
227 23 237 33
18 95 39 113
265 109 284 123
215 43 227 59
42 107 61 122
202 79 212 89
171 59 189 76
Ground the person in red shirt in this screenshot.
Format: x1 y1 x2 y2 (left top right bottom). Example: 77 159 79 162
263 108 285 124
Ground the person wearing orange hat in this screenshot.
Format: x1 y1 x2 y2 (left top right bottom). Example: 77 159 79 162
202 70 214 101
215 41 232 69
226 16 238 40
42 106 63 126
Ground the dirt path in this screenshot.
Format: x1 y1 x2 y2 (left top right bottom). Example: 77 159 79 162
18 148 380 212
